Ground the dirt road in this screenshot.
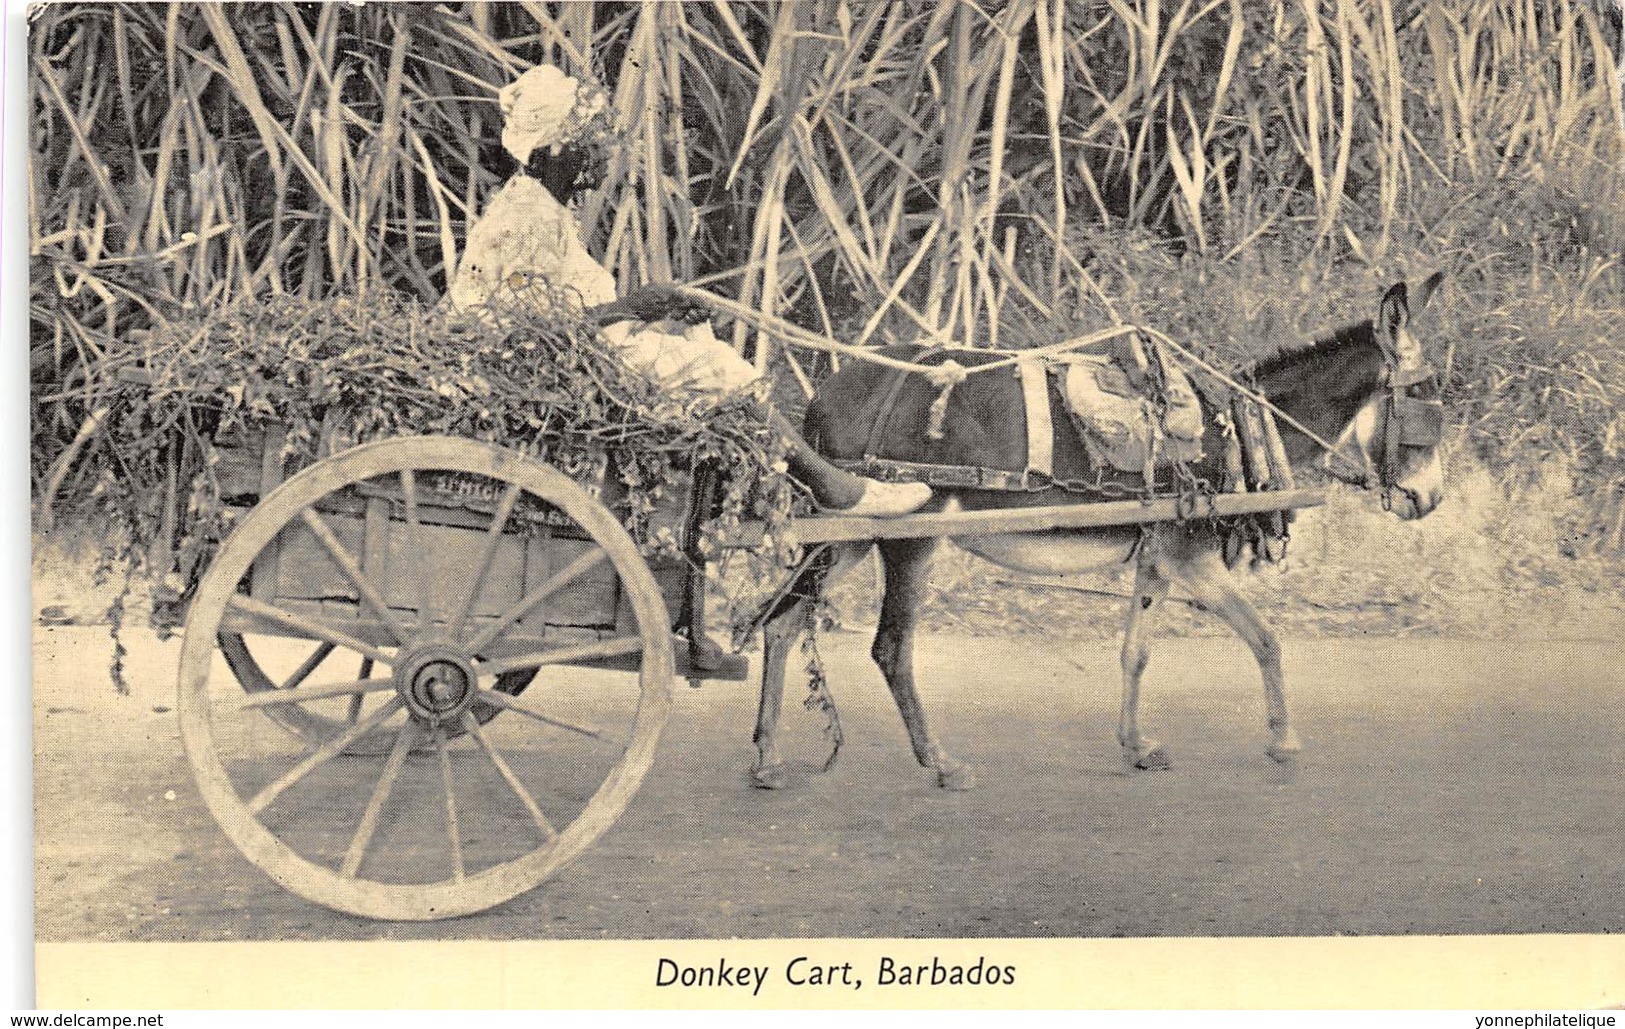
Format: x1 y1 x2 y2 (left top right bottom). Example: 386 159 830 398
32 624 1625 941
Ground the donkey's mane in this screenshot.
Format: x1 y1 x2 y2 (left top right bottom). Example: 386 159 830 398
1248 319 1379 380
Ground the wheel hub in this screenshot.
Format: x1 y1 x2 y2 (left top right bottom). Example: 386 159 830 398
396 647 478 722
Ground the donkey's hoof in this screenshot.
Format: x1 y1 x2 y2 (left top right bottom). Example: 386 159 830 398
751 762 790 790
1124 743 1171 771
935 762 976 791
1266 729 1303 763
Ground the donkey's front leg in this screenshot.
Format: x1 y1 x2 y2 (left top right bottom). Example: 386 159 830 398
1119 554 1172 770
1176 548 1302 762
873 538 973 790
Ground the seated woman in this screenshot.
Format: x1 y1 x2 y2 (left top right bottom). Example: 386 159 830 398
447 64 931 519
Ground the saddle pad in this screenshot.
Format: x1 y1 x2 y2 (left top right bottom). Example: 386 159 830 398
1059 352 1205 474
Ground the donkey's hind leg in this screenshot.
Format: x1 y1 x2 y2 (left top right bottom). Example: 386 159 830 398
752 544 866 789
1173 545 1302 762
1119 552 1172 770
873 537 973 790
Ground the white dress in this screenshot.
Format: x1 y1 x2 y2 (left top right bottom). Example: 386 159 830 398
448 176 761 396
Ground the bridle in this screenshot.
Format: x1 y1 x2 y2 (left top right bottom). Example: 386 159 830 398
1308 356 1444 511
1155 280 1447 515
1374 360 1445 512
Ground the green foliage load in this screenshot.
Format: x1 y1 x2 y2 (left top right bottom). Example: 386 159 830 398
70 291 800 660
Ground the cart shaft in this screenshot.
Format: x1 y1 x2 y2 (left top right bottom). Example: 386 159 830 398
735 487 1327 547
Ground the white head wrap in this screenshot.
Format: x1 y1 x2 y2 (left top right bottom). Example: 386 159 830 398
499 64 609 165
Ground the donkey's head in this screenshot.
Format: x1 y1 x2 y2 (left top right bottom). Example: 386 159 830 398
1323 273 1446 520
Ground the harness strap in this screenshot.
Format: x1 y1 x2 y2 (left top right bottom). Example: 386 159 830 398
1016 358 1054 484
1138 325 1374 483
862 347 946 461
831 455 1043 492
1383 386 1403 489
863 368 914 459
1232 395 1273 487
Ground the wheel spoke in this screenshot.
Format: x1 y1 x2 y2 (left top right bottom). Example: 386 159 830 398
299 508 414 646
340 719 419 879
463 546 610 654
350 657 374 724
248 696 406 816
474 688 614 744
280 642 336 691
227 596 394 667
400 470 437 628
447 482 522 641
461 712 557 842
433 727 465 883
476 635 645 677
234 677 394 711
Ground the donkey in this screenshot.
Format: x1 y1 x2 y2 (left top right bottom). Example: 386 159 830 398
750 276 1446 790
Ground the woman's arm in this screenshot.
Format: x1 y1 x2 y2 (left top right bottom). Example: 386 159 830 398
584 298 636 325
587 283 710 326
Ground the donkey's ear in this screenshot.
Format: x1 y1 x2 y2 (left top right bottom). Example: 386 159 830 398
1378 280 1431 372
1375 282 1413 368
1413 271 1444 311
1378 281 1410 342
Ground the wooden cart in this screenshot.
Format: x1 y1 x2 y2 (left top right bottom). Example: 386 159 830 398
178 427 1324 920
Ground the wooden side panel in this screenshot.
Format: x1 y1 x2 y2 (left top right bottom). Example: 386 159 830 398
526 535 621 630
612 556 688 636
243 444 702 638
265 508 622 629
648 559 689 627
377 519 526 620
271 513 367 602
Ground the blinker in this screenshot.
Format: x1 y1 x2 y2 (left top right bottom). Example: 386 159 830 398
1395 396 1443 447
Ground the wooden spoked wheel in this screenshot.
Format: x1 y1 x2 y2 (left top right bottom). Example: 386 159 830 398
177 436 675 920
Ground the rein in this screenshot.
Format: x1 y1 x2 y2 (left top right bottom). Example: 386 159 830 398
683 284 1144 389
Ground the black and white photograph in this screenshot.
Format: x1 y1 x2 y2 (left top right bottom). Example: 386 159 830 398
22 0 1625 1009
